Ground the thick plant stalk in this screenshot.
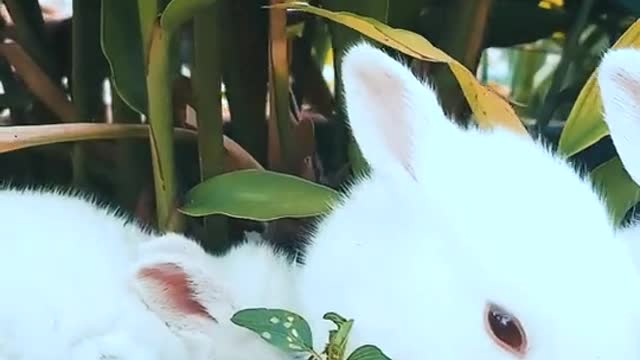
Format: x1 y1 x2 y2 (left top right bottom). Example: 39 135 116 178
4 0 55 78
535 0 597 132
321 0 389 178
429 0 494 120
193 5 229 252
112 87 146 214
268 0 294 173
146 23 182 232
220 0 269 166
72 0 103 186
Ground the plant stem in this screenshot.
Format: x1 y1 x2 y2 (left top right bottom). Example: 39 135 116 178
72 0 104 187
220 0 269 166
534 0 596 133
321 0 388 179
112 85 146 213
4 0 55 78
193 4 229 252
268 0 294 173
146 23 182 232
428 0 494 120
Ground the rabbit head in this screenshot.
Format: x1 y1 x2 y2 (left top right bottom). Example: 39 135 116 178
296 42 640 360
130 232 297 360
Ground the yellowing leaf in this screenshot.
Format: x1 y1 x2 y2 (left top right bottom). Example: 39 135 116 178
271 2 528 136
558 19 640 158
590 157 640 226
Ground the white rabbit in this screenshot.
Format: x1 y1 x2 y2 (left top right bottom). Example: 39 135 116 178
294 42 640 360
0 187 295 360
596 47 640 263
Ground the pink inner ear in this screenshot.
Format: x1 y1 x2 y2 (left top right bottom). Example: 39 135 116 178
613 69 640 105
138 263 215 321
348 64 416 179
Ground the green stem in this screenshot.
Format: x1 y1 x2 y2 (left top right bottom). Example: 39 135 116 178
534 0 596 133
322 0 388 179
146 23 182 232
193 5 229 252
112 85 146 213
71 0 104 187
429 0 494 120
269 0 294 173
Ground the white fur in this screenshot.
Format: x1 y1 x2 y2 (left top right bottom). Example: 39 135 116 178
296 42 640 359
597 47 640 261
598 48 640 187
0 187 294 360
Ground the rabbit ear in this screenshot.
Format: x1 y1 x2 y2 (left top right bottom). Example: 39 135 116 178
598 48 640 185
341 42 451 180
132 235 234 332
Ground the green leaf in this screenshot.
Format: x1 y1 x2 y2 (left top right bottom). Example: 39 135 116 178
179 169 341 220
160 0 220 34
590 157 640 226
347 345 392 360
101 0 148 115
231 308 314 353
558 19 640 157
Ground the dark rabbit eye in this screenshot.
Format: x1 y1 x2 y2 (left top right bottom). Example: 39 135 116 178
484 303 527 357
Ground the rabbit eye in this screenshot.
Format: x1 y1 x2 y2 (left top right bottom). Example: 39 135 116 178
484 303 527 357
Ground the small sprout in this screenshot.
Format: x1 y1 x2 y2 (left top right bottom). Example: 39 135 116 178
261 332 272 340
270 317 280 324
323 312 354 360
323 312 348 327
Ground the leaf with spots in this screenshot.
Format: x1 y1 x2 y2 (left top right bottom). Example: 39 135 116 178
323 312 354 360
231 308 314 354
346 345 392 360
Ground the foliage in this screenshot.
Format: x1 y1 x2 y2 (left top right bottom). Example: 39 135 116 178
0 0 637 252
231 308 391 360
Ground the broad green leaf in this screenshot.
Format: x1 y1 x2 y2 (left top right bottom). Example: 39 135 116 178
558 19 640 157
179 169 340 220
272 2 528 136
347 345 392 360
231 308 314 353
160 0 220 34
590 157 640 226
101 0 148 115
